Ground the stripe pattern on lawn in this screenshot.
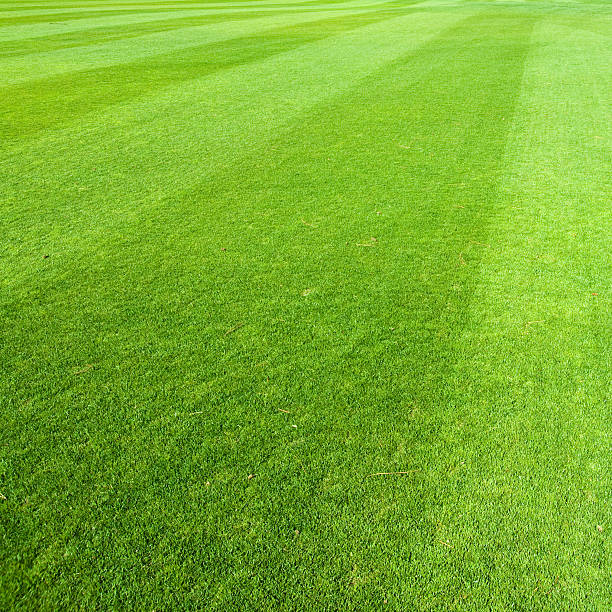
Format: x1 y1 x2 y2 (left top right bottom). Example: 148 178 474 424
0 0 610 610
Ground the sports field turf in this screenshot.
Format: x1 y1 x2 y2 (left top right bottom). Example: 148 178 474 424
1 0 611 608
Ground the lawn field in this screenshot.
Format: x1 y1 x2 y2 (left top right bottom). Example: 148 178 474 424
1 0 611 608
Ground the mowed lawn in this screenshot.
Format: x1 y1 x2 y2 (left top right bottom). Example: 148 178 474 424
1 0 610 608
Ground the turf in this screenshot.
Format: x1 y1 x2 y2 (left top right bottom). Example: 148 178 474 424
0 0 610 609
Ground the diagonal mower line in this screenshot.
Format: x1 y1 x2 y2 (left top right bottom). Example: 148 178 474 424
0 10 408 144
0 10 532 356
103 11 543 580
0 7 221 26
0 8 478 202
0 9 300 57
0 8 258 41
0 0 334 18
0 0 359 23
0 0 393 42
0 4 390 87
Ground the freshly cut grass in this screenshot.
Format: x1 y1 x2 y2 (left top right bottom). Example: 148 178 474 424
0 0 610 609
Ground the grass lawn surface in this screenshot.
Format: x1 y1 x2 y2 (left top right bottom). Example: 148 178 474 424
1 0 610 608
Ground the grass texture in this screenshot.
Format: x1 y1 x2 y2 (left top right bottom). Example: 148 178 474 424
1 0 611 608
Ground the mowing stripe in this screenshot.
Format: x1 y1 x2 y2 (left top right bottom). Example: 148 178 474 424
0 8 264 41
1 9 545 609
0 8 329 57
442 17 611 598
0 5 396 86
0 8 240 26
0 11 410 143
0 1 326 17
0 2 426 59
0 1 346 22
0 9 479 277
0 0 393 42
2 3 608 608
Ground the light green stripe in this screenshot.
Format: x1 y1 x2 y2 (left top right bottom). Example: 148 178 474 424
460 17 610 398
449 20 611 590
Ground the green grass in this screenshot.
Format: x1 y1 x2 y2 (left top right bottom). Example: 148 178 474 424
1 0 610 608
